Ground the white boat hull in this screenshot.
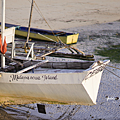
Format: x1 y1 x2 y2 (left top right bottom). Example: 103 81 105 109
0 60 109 105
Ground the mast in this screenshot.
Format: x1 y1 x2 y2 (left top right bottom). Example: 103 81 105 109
26 0 34 48
1 0 5 68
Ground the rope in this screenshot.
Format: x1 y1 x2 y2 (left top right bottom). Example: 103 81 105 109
32 0 86 55
27 0 60 43
27 0 86 55
104 67 120 79
106 64 120 70
100 63 120 79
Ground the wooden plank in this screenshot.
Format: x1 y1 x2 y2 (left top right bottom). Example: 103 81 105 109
40 61 94 69
39 47 65 57
1 65 15 72
0 53 23 66
48 52 94 61
17 60 49 73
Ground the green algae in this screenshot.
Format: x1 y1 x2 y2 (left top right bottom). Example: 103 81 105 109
95 44 120 63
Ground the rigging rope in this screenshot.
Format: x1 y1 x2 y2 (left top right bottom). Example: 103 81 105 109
30 0 87 56
101 63 120 79
104 67 120 79
106 64 120 70
27 0 85 57
27 0 62 43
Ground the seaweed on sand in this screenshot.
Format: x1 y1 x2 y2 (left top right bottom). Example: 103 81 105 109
95 44 120 63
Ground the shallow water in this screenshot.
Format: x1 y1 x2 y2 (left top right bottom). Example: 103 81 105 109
1 21 120 120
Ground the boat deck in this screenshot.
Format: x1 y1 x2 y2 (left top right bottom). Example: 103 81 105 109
0 38 94 73
28 67 85 73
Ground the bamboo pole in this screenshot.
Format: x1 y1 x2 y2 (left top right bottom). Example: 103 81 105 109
17 60 48 73
26 0 34 48
1 0 5 68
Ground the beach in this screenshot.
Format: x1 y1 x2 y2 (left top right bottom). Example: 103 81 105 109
0 0 119 30
0 0 120 119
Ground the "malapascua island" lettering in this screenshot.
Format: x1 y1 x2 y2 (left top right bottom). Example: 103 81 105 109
9 74 58 82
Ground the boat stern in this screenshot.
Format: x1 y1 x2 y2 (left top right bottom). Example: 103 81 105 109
66 33 79 44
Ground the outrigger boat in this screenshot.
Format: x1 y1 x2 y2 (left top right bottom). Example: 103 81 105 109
0 0 110 106
0 22 79 45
